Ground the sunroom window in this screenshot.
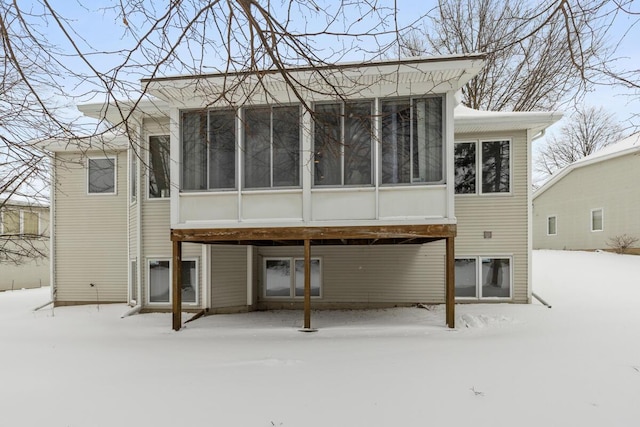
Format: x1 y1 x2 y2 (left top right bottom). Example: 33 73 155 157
182 110 236 191
313 101 373 186
381 97 443 184
455 256 511 299
243 105 300 189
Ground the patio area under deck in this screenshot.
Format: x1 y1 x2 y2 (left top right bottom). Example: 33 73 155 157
170 224 456 331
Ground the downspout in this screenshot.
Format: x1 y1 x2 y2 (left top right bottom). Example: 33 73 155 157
36 150 56 311
527 129 547 303
49 152 57 305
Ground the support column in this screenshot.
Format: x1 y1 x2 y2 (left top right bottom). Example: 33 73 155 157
303 239 311 329
445 236 455 328
172 239 182 331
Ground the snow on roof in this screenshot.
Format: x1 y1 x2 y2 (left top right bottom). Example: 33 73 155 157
0 193 49 208
534 132 640 199
454 104 563 134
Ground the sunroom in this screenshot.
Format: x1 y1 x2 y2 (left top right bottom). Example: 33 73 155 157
140 54 486 330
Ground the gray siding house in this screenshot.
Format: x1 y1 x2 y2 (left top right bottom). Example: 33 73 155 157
533 133 640 251
42 55 561 329
0 197 50 291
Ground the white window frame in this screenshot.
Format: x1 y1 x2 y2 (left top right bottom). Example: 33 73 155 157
591 208 604 232
0 209 20 235
547 215 557 236
263 257 323 299
146 257 199 306
454 255 513 300
454 139 513 196
87 156 117 195
379 96 445 186
147 134 171 200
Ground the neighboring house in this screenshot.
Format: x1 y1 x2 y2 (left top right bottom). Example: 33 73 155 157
533 133 640 252
0 196 50 291
41 55 561 329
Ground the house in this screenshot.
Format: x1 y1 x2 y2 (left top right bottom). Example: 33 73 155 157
0 196 50 291
533 133 640 252
41 55 561 329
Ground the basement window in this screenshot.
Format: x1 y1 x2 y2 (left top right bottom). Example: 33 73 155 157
264 258 322 298
455 256 512 299
147 259 198 305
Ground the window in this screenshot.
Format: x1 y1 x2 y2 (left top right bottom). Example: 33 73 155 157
314 101 372 186
149 135 171 198
22 211 39 235
591 208 603 232
264 258 321 298
88 157 116 194
455 256 512 299
130 149 137 203
455 140 510 194
1 210 20 234
454 142 476 194
381 97 443 184
148 259 197 304
182 110 236 190
547 216 557 236
243 105 300 189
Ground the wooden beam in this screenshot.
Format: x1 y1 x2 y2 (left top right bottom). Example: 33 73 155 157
445 236 455 328
304 239 311 329
172 240 182 331
171 224 456 243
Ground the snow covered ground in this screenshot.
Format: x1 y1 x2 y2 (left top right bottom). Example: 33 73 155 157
1 250 639 427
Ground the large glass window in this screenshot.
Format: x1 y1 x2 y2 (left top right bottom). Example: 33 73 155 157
314 101 372 186
455 140 510 194
591 208 603 232
149 135 171 198
148 259 197 304
182 110 236 190
455 256 511 299
264 258 321 298
88 157 116 194
381 97 443 184
244 105 300 189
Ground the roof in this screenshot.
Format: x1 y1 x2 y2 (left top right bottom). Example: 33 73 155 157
142 54 486 108
0 194 49 208
534 132 640 199
37 130 130 153
454 104 562 134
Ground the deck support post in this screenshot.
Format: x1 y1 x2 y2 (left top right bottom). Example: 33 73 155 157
445 236 455 328
172 240 182 331
303 239 311 329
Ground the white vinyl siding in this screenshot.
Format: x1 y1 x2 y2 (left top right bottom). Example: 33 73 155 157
455 131 528 303
258 243 446 304
54 151 128 302
210 246 248 309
